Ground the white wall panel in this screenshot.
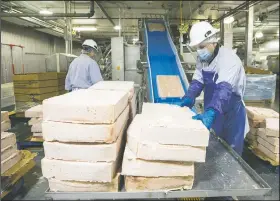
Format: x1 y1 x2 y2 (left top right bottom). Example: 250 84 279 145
1 21 80 83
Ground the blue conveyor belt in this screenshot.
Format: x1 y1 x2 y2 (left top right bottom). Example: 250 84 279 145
144 19 189 105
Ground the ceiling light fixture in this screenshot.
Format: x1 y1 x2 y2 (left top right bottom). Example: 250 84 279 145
73 27 97 32
224 16 234 24
114 25 121 30
39 10 53 15
255 30 263 38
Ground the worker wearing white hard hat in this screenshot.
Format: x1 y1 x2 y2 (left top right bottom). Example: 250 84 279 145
65 39 103 91
180 21 249 155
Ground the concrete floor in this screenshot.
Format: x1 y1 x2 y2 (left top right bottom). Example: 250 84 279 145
2 78 279 200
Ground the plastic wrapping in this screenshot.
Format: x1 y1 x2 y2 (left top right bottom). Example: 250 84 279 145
244 74 277 101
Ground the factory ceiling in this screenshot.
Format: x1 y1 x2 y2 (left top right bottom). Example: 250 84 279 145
1 1 279 43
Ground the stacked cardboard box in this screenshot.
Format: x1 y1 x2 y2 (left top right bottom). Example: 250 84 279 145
1 132 22 174
25 105 43 139
1 111 11 132
89 81 136 120
41 89 130 192
13 72 67 113
122 103 209 191
246 106 279 163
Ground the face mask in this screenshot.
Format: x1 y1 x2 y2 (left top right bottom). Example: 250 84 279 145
197 47 213 62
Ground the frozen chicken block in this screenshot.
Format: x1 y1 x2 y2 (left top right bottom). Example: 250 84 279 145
257 137 279 154
1 144 17 162
89 81 134 100
28 117 42 126
44 124 126 162
127 114 209 146
265 118 279 137
48 173 120 192
147 23 165 32
246 106 279 121
257 128 279 147
33 133 43 137
25 104 43 118
129 93 137 119
42 158 119 183
127 134 206 162
1 111 9 122
43 106 129 143
249 127 258 135
121 146 194 177
43 89 129 124
1 151 21 174
1 120 11 132
1 132 16 149
31 122 42 133
248 119 265 128
125 176 194 191
257 143 279 163
141 102 196 117
156 75 185 98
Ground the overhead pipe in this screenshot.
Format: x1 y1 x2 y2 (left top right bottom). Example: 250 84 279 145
233 2 279 26
211 1 263 24
0 0 95 18
95 1 115 26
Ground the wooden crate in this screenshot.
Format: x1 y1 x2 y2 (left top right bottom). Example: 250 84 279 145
15 92 59 102
245 66 272 74
13 72 66 81
13 79 64 88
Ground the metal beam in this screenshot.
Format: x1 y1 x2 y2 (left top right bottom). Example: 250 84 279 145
95 1 115 27
244 5 254 67
0 1 95 17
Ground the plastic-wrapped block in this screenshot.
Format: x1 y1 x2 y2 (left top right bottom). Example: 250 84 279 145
244 74 276 101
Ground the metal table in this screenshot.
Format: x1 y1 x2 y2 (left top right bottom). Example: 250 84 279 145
45 134 271 200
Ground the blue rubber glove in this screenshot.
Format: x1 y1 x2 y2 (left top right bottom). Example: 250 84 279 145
192 108 217 130
180 96 195 108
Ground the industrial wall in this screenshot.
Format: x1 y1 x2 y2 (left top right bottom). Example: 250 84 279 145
1 21 81 83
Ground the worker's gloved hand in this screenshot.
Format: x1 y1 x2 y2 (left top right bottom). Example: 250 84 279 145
180 96 195 108
192 108 217 130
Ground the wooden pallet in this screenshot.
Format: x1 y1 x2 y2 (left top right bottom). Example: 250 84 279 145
17 136 44 149
1 150 37 199
250 147 279 166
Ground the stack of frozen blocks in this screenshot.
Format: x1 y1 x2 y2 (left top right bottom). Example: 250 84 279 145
246 106 279 163
121 103 209 191
89 81 136 121
25 105 43 139
1 111 11 132
1 132 21 174
41 89 130 192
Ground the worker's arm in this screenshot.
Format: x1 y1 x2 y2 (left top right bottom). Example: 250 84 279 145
207 61 242 114
180 61 204 108
89 60 103 85
185 61 204 100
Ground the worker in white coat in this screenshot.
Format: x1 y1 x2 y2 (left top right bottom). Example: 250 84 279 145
180 21 249 155
65 39 103 91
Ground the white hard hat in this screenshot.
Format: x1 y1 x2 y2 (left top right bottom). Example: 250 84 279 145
82 39 98 50
189 21 219 47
